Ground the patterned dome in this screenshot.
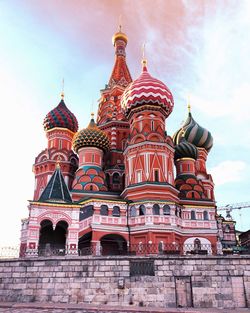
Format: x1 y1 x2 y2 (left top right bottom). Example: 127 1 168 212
43 97 78 132
121 61 174 117
173 112 213 152
174 140 198 161
73 116 110 153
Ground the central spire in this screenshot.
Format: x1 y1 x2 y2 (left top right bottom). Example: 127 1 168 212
109 24 132 88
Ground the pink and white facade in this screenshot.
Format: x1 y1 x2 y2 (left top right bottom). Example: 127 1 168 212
20 28 234 257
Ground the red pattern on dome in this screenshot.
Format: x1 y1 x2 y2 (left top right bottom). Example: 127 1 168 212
43 100 78 133
121 64 174 117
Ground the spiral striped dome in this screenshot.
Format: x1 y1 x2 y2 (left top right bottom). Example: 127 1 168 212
121 62 174 117
174 141 198 160
173 112 213 152
43 98 78 133
73 117 110 153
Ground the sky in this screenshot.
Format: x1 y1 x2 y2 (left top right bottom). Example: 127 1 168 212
0 0 249 246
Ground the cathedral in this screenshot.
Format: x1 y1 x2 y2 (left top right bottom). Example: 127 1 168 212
20 27 227 257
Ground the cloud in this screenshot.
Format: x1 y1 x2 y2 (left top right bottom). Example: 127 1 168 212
210 160 247 186
181 1 250 121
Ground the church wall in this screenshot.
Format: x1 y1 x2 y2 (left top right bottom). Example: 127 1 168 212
0 256 249 309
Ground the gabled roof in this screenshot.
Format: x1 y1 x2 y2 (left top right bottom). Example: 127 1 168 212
39 165 72 203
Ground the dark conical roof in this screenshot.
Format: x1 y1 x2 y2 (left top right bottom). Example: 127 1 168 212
39 165 72 203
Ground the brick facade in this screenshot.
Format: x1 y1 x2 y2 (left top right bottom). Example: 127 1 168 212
0 256 249 309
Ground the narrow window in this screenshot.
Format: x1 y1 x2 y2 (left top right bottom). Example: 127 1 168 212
151 120 155 131
112 206 120 217
137 171 142 183
153 204 160 215
194 238 201 251
112 173 120 184
154 170 159 182
100 205 109 216
59 140 62 149
163 205 170 215
191 210 196 220
139 205 146 216
130 206 137 217
203 211 209 220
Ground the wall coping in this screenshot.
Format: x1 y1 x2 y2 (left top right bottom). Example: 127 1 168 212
1 255 250 263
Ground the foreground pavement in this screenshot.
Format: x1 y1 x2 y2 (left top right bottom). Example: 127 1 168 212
0 302 249 313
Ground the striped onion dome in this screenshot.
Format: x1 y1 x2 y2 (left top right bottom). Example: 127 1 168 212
174 140 198 161
173 112 213 152
43 96 78 133
121 60 174 117
73 115 110 153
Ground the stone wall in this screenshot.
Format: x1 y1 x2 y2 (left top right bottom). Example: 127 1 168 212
0 256 249 309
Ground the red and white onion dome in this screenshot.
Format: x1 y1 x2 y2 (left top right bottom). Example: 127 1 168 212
121 60 174 117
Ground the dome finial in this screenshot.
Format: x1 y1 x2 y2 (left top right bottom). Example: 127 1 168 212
118 14 122 32
187 94 191 113
141 42 147 71
61 78 65 100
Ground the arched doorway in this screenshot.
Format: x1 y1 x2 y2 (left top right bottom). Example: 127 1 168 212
38 219 68 256
100 234 127 256
78 232 92 255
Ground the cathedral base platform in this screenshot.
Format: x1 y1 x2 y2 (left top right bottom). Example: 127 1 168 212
0 256 249 310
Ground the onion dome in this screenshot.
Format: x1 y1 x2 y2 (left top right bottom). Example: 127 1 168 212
112 25 128 46
174 140 198 161
73 114 110 153
43 94 78 132
121 60 174 117
173 108 213 152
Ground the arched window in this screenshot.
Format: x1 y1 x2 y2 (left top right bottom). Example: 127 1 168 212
194 238 201 250
112 206 120 217
191 210 196 220
100 205 109 216
158 241 164 252
203 211 209 220
163 205 170 215
106 173 110 187
130 206 137 217
225 224 230 233
152 204 160 215
139 204 146 216
79 205 94 221
112 173 120 184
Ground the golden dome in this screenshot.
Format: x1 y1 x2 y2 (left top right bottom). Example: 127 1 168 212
112 30 128 46
73 115 110 153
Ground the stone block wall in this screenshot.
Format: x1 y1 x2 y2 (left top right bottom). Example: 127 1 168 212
0 256 249 309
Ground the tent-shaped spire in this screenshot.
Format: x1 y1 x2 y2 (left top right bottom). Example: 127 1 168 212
109 26 132 88
39 165 72 203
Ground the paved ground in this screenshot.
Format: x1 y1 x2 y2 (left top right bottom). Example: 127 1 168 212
0 303 249 313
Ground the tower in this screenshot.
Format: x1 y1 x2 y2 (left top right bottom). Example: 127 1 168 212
173 104 214 200
71 114 110 200
97 27 132 192
121 58 178 201
33 93 79 200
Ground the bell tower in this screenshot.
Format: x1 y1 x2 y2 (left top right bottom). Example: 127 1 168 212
97 26 132 192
